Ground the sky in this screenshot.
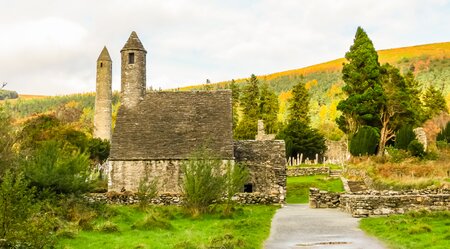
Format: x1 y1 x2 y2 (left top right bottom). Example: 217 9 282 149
1 0 450 95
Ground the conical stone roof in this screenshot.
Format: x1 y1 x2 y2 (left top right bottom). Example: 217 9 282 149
97 46 112 61
121 31 147 52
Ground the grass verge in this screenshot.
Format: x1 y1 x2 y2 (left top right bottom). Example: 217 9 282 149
57 204 278 249
286 175 343 203
360 210 450 249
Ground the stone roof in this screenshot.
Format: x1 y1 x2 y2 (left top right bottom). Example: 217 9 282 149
121 31 147 53
97 46 112 61
110 90 234 160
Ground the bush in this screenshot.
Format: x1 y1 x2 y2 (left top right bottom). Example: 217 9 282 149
137 177 158 210
349 126 380 156
0 171 57 248
386 146 409 163
276 120 326 160
181 149 226 217
0 106 16 176
0 89 18 100
23 140 91 194
395 125 416 150
408 140 425 158
94 221 119 233
131 212 172 231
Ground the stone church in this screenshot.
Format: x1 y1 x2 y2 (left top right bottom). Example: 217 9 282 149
94 32 286 203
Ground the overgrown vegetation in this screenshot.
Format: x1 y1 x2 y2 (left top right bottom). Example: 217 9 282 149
360 210 450 249
58 205 278 249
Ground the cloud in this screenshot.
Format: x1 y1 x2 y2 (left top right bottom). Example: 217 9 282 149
0 0 449 95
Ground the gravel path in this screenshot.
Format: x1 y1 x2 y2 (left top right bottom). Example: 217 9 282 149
264 204 386 249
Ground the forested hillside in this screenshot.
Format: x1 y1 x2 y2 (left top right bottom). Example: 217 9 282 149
184 42 450 140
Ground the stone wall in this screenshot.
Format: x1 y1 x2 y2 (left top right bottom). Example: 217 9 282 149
86 192 284 205
108 160 184 193
340 189 450 217
309 188 340 208
234 140 287 202
309 188 450 217
287 167 330 176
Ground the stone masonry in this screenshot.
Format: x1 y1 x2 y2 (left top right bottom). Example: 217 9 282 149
103 32 287 204
121 31 147 109
93 47 112 141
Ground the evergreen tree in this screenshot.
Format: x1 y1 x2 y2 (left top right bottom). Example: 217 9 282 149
377 64 417 155
288 81 310 124
337 26 383 135
259 82 279 133
235 74 259 139
229 79 240 130
422 85 448 120
276 120 326 160
404 71 425 123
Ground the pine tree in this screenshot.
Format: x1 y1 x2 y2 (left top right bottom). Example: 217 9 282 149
259 82 279 133
288 81 310 124
422 85 448 120
235 74 260 139
337 26 383 135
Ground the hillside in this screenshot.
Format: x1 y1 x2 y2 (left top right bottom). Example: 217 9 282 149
183 42 450 140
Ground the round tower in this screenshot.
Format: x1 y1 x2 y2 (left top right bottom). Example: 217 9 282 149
94 46 112 141
121 31 147 108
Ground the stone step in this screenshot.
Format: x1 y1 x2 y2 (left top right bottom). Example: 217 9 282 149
347 181 367 192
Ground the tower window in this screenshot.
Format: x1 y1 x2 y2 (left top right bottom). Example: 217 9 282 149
100 62 103 68
129 53 135 64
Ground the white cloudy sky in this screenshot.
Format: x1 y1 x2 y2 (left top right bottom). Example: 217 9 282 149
1 0 450 95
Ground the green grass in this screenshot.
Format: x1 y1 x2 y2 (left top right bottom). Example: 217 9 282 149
57 204 278 249
360 210 450 249
287 163 342 170
286 175 344 203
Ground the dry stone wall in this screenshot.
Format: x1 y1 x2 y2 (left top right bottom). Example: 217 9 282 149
309 188 450 217
287 167 330 176
86 192 283 205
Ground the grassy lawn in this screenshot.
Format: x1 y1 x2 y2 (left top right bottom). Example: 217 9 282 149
286 175 344 203
287 163 342 170
58 204 278 249
360 211 450 249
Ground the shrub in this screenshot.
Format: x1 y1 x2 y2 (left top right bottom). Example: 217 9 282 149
349 126 380 156
276 120 327 160
408 140 425 158
131 212 172 231
181 149 225 217
395 125 416 150
137 177 158 210
223 163 249 216
386 146 410 163
0 171 57 248
0 106 16 176
23 140 91 194
94 221 119 233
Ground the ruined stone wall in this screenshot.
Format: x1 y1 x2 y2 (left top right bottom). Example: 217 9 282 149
287 167 330 176
234 140 287 202
309 188 450 217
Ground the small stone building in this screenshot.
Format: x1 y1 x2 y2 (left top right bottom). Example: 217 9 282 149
102 32 286 203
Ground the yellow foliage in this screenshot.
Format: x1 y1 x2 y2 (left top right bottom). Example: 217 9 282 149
318 105 328 123
304 80 318 90
327 82 343 98
446 93 450 112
